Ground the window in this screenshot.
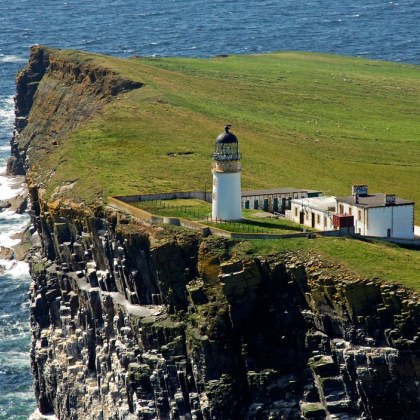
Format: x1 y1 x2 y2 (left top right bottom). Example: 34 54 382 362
339 204 344 214
324 216 327 227
317 214 320 224
358 210 362 221
295 207 298 216
349 207 352 215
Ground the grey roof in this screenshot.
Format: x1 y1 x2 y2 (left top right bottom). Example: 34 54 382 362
291 196 337 212
337 193 414 209
241 187 322 197
216 126 238 144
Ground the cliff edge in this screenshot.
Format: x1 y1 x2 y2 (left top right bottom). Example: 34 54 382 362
8 45 141 204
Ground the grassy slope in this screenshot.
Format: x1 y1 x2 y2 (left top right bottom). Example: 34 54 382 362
41 49 420 287
234 237 420 289
48 51 419 218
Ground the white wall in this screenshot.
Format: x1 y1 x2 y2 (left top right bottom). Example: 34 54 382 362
290 201 334 231
338 201 414 239
367 205 414 239
212 171 242 220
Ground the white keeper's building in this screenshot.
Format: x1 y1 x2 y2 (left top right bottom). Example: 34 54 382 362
289 185 415 239
336 185 415 239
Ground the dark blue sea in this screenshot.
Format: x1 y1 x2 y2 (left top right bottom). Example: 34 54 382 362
0 0 419 418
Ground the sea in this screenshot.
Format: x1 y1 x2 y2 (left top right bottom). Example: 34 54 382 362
0 0 418 418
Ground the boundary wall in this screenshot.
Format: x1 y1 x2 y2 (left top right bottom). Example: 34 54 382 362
109 194 417 245
108 195 326 240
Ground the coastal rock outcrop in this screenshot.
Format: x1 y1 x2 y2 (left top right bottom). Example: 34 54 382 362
27 195 420 419
14 46 420 419
7 45 141 177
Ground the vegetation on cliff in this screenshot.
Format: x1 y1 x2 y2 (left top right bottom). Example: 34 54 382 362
234 237 420 289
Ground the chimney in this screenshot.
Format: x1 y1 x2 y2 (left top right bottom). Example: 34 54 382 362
352 184 368 196
385 194 396 205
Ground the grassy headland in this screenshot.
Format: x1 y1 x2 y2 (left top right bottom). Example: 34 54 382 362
26 48 420 287
44 50 420 222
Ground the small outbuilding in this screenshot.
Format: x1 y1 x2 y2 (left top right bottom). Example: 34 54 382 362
290 196 337 230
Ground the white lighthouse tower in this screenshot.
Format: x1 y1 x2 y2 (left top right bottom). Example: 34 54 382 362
211 125 242 221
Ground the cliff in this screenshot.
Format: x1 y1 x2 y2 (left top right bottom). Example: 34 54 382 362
12 46 420 419
28 201 420 419
8 45 141 200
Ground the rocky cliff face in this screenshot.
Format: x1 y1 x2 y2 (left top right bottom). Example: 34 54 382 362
14 47 420 419
8 45 141 177
28 198 420 420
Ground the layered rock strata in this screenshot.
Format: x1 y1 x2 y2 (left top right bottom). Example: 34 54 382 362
27 194 420 419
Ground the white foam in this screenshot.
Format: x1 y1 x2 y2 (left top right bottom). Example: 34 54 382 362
0 111 14 121
0 54 27 63
0 173 25 200
0 216 29 247
30 409 58 420
0 95 14 106
0 208 27 221
0 259 29 278
7 260 30 278
0 95 14 109
0 351 30 368
0 234 20 248
0 258 18 271
0 96 15 127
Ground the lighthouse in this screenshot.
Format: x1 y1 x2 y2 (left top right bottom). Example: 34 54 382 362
211 125 242 221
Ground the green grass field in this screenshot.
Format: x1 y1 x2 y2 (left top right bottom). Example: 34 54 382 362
36 49 420 288
45 50 420 224
233 236 420 289
133 199 310 234
133 198 211 220
204 209 316 234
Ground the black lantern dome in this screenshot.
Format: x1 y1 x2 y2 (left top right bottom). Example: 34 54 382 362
213 125 240 161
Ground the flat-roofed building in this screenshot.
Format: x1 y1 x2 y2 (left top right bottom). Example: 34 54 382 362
241 187 322 213
336 185 415 239
290 196 337 230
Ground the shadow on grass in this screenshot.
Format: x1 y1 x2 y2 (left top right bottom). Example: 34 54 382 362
240 218 303 232
350 234 420 250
